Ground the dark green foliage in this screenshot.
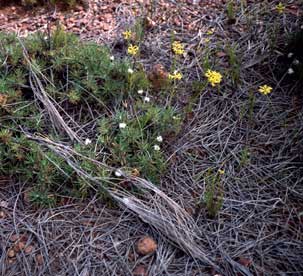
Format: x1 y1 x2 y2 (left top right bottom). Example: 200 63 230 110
226 0 236 24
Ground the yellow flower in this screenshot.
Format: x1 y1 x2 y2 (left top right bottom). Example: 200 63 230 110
172 41 185 55
276 2 285 14
123 30 132 40
204 38 210 43
204 69 222 87
206 28 215 35
258 85 272 95
168 71 182 80
127 44 139 56
218 169 225 175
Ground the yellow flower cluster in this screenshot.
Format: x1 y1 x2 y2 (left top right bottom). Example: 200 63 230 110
258 85 272 95
172 41 185 55
205 69 222 87
276 2 285 14
218 169 225 175
168 71 182 80
127 44 139 56
123 30 132 40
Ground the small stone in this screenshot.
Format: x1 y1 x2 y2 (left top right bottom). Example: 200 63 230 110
136 236 157 255
7 249 15 258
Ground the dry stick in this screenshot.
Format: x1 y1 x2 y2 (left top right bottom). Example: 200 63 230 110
24 133 222 272
17 37 82 144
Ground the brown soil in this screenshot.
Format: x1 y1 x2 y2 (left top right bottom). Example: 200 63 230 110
0 0 228 41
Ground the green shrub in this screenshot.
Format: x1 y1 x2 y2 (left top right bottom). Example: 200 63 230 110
204 169 224 217
0 29 181 206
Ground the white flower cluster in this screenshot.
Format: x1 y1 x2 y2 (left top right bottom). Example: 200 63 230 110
137 89 151 103
153 136 163 151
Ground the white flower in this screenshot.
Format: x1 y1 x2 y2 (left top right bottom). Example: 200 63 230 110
153 145 160 151
115 169 122 177
144 96 150 103
84 138 92 145
119 122 127 129
110 55 115 61
172 116 178 120
127 68 134 74
156 136 163 142
288 68 294 74
287 52 294 58
137 89 144 94
293 59 300 65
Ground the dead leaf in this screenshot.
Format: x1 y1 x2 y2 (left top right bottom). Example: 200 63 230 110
23 189 31 204
0 94 8 107
35 254 44 266
131 168 140 177
24 245 34 254
238 257 252 267
7 258 16 264
133 265 148 276
10 234 19 242
145 16 156 29
14 241 25 252
7 249 15 258
128 252 135 262
148 64 168 89
0 211 6 219
216 51 227 58
81 220 93 227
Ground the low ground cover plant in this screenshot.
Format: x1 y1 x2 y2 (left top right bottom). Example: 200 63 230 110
0 27 182 205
